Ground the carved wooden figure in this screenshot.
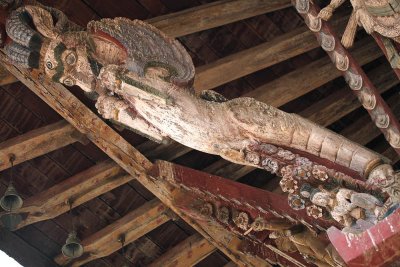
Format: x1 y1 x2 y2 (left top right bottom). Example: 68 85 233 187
318 0 400 47
3 4 400 227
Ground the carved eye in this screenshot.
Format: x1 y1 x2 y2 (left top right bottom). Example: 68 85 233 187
65 52 77 65
46 61 53 69
63 77 75 87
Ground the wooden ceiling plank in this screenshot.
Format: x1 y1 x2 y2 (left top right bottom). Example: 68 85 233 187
0 120 84 171
148 233 216 267
0 228 57 267
148 0 291 38
0 53 269 266
194 16 348 92
55 199 170 266
3 160 131 229
244 37 381 105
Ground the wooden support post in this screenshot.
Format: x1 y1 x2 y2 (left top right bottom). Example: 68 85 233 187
148 233 216 267
3 160 131 229
0 52 271 266
55 199 170 266
148 0 291 38
0 120 82 171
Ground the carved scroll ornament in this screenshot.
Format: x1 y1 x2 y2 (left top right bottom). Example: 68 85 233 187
2 4 400 234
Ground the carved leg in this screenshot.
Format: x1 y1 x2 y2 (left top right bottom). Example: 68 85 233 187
95 95 170 144
318 0 347 21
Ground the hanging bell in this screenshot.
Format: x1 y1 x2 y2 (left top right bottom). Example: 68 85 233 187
62 231 84 258
0 183 23 212
0 213 22 231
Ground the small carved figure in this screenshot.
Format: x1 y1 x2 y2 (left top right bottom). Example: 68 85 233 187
318 0 400 48
270 226 345 267
308 186 383 227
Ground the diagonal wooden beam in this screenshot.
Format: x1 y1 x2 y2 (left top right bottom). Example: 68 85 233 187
0 64 17 86
55 199 170 266
0 120 85 171
1 160 131 229
0 53 269 266
148 0 291 38
148 233 216 267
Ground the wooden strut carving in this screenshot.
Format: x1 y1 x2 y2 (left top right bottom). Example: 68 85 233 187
1 1 400 238
152 161 347 267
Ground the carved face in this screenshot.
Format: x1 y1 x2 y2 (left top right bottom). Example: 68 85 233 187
368 164 395 188
43 39 97 93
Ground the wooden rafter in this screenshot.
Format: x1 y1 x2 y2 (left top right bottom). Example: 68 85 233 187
0 120 85 171
149 0 291 38
148 233 216 267
194 15 348 92
1 160 131 229
55 199 170 266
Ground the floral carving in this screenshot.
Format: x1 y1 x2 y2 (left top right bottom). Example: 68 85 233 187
306 205 323 219
233 211 250 230
312 165 329 181
288 194 306 210
280 177 298 194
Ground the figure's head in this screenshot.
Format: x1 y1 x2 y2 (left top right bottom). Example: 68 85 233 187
42 36 97 93
5 5 96 92
368 164 396 188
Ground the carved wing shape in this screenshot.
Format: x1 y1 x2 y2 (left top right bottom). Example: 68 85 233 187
87 18 195 88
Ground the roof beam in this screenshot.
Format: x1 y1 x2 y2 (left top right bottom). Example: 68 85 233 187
245 37 381 105
148 0 291 38
55 199 170 266
148 233 216 267
194 15 348 92
0 120 84 171
0 52 269 266
2 160 131 229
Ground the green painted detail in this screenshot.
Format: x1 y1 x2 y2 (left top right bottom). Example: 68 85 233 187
117 72 172 102
88 57 103 77
51 43 67 83
366 0 400 16
144 61 178 82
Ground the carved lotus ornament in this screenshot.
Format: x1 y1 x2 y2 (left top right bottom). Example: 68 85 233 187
233 211 250 230
306 13 322 32
359 88 377 110
199 202 214 217
345 71 363 90
320 32 335 52
295 0 309 14
216 206 230 224
312 165 329 181
280 177 298 194
306 205 323 219
333 51 349 71
288 194 306 210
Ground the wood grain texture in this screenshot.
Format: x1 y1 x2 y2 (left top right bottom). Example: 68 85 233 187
8 160 132 229
148 233 216 267
148 0 291 38
0 120 80 171
55 199 170 266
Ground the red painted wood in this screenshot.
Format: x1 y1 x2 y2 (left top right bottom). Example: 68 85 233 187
293 0 400 156
327 208 400 267
372 33 400 80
